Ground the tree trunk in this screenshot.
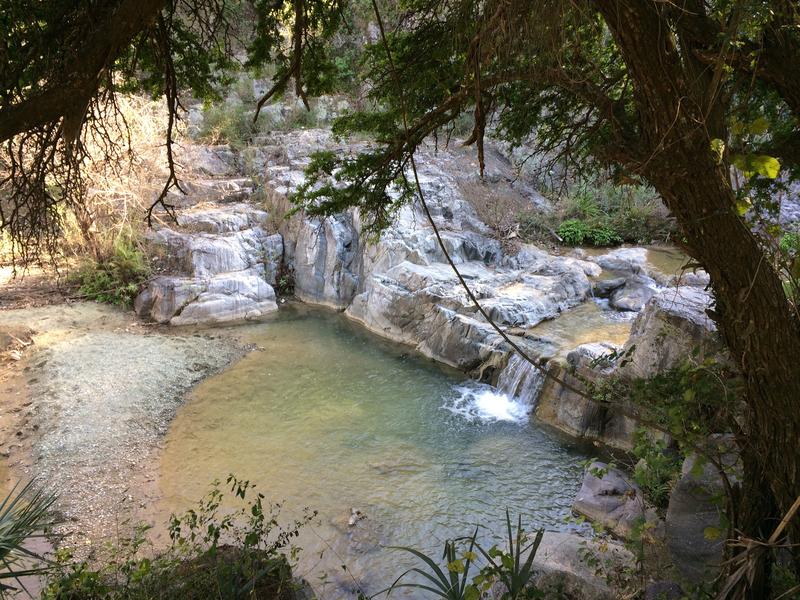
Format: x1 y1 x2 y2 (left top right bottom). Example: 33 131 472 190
594 1 800 596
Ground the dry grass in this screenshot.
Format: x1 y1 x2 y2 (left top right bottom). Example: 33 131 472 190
456 178 533 252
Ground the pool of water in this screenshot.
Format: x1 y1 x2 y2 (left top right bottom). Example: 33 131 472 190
154 305 589 598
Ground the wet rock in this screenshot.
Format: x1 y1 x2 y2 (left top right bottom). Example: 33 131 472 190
536 343 638 449
573 461 662 540
590 247 648 273
609 278 657 312
592 277 626 298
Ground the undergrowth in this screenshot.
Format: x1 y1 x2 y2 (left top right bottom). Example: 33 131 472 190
41 476 315 600
70 237 150 307
519 179 675 247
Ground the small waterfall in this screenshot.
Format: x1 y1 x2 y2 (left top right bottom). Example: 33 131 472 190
497 354 545 409
442 354 544 424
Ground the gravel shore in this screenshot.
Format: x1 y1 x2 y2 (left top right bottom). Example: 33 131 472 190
0 302 244 548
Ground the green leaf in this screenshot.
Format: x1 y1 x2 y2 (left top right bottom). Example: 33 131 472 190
749 155 781 179
710 138 725 164
747 116 770 135
731 153 781 179
683 388 696 402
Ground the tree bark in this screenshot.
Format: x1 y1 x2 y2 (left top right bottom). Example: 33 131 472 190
594 1 800 596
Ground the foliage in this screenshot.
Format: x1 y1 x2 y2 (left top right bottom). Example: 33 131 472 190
0 480 56 595
630 430 682 510
71 238 150 307
384 512 543 600
42 476 315 600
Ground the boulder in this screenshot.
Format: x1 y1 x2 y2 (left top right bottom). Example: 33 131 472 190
665 452 731 583
621 286 721 379
535 343 638 450
522 532 634 600
573 461 662 540
592 277 626 298
609 278 657 312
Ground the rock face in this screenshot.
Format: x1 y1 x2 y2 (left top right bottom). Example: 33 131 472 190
136 131 722 453
135 203 282 325
535 342 639 449
665 452 732 584
261 131 597 371
536 283 722 449
573 461 662 540
621 286 721 379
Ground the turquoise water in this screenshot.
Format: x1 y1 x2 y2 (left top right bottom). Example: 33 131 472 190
155 305 589 597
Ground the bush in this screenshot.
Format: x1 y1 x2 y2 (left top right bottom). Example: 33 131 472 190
556 219 622 247
43 476 315 600
557 219 591 245
523 178 675 248
779 231 800 254
630 430 682 510
198 102 260 146
71 238 150 307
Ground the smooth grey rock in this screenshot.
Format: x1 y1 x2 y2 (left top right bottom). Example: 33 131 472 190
610 279 657 312
535 343 639 450
293 213 361 309
645 581 684 600
593 277 626 298
591 247 648 273
622 286 721 379
573 461 662 540
136 201 282 325
530 532 634 600
665 453 729 583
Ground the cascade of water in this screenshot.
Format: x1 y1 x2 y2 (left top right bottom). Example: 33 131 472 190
497 354 545 408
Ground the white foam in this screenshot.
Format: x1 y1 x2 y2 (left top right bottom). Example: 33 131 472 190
443 383 529 423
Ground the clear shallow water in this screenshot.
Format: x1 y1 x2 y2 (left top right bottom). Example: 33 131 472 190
155 305 589 598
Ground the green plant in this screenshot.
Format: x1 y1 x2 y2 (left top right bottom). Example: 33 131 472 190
43 476 315 600
383 513 543 600
586 224 623 246
473 511 544 600
557 219 591 245
780 231 800 255
630 430 682 510
71 237 150 307
0 480 57 595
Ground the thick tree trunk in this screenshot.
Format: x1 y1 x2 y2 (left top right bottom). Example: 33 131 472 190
594 1 800 596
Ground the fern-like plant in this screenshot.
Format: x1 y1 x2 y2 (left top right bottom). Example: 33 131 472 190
0 480 56 596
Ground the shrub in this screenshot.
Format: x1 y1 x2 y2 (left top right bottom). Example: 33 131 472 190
197 102 258 146
71 237 150 307
42 476 315 600
630 430 682 510
780 231 800 254
557 219 591 245
385 511 543 600
529 178 675 248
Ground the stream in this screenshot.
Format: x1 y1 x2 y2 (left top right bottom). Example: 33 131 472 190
153 304 592 597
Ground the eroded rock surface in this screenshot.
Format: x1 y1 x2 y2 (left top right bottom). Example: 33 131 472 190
573 461 662 540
